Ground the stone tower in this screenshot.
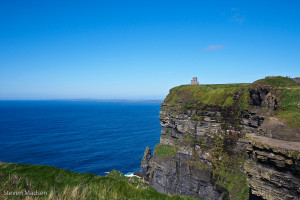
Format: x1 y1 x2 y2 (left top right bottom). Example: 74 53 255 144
191 77 199 85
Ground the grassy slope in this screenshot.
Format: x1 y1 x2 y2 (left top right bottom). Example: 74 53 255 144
212 153 249 200
153 143 178 158
277 87 300 128
253 76 299 87
0 163 200 200
252 76 300 128
164 83 250 109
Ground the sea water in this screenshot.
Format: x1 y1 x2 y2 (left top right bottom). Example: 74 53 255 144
0 101 161 175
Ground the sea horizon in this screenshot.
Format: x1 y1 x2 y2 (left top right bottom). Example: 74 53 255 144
0 99 164 103
0 100 162 175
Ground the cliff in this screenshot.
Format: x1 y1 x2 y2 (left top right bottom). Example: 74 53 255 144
244 77 300 199
245 134 300 199
141 76 300 200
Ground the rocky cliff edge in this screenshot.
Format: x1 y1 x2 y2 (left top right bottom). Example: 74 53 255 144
141 76 300 200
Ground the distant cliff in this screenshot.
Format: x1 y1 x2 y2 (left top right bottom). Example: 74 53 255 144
141 76 300 200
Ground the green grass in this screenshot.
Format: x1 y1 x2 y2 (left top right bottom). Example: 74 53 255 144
211 151 249 200
0 162 200 200
165 76 300 128
207 131 249 200
253 76 300 128
154 143 178 158
106 170 150 190
276 86 300 128
253 76 299 88
238 86 251 111
292 151 299 160
185 141 249 200
214 170 249 200
164 83 250 109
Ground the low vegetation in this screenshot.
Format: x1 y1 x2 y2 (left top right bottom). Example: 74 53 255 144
252 76 300 128
105 170 149 190
276 81 300 127
276 87 300 128
164 83 250 109
183 132 249 200
166 76 300 128
154 143 178 158
253 76 299 88
210 132 249 200
0 162 199 199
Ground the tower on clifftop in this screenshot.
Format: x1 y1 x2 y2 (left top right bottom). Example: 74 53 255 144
191 77 199 85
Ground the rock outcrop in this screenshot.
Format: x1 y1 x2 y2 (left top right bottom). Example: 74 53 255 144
141 84 251 200
244 78 300 199
141 103 228 199
141 146 152 176
248 83 300 142
245 134 300 200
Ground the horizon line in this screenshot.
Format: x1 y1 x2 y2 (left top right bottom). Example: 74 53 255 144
0 98 164 103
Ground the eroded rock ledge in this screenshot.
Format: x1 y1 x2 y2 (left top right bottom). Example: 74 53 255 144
245 134 300 200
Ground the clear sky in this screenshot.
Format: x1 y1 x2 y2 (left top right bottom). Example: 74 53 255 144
0 0 299 100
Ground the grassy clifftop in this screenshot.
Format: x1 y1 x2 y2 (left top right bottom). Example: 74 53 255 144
159 76 299 199
252 76 300 128
252 76 299 88
0 162 198 200
164 76 300 128
164 83 250 109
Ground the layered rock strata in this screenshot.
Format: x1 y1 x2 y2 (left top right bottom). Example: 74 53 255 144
142 100 248 199
245 134 300 200
141 77 300 200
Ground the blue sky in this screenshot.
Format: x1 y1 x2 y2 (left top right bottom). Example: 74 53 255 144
0 0 299 100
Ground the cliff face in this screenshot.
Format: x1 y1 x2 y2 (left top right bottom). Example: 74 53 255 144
142 84 252 200
248 82 300 142
150 104 226 199
141 76 300 200
244 77 300 199
244 134 300 200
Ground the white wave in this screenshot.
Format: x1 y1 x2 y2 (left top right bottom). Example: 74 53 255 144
124 172 140 178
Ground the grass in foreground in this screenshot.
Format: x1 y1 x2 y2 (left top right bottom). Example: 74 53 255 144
0 162 200 200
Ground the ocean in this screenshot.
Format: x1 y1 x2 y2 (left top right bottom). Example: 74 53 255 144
0 101 161 176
